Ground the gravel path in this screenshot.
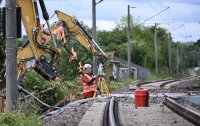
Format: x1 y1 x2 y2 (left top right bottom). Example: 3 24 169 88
169 79 200 93
118 101 194 126
43 96 135 126
43 97 110 126
176 98 200 111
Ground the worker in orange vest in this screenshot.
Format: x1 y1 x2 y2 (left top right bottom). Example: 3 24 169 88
81 64 97 98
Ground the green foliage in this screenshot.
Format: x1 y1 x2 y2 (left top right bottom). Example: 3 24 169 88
0 13 5 70
54 21 93 80
109 83 120 91
97 15 200 77
97 28 127 58
0 37 5 70
184 43 198 67
116 16 130 30
194 39 200 47
108 78 134 91
22 70 66 107
56 36 92 80
121 78 135 84
195 69 200 75
0 111 41 126
21 69 84 110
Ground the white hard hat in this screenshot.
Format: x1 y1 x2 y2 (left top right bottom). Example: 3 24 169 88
83 64 92 69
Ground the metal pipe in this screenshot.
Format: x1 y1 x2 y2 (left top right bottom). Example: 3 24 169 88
91 39 106 56
18 85 60 109
38 0 57 47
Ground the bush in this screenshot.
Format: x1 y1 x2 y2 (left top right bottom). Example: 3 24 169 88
0 111 41 126
108 78 135 92
20 70 68 111
20 70 84 112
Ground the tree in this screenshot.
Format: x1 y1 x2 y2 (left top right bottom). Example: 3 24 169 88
194 39 200 47
0 7 5 70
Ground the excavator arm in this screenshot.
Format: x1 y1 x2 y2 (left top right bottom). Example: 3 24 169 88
53 10 106 62
0 0 108 112
0 0 107 87
0 0 61 87
16 0 61 81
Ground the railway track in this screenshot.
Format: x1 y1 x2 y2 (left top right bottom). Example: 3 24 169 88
134 75 200 91
79 97 120 126
45 76 200 126
104 97 119 126
43 95 199 126
160 75 199 88
79 96 199 126
136 75 198 87
163 97 200 126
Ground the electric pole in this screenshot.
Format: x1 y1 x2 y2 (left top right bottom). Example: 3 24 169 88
142 7 170 80
168 33 172 75
127 5 131 78
154 23 158 81
176 42 179 74
92 0 97 76
180 44 183 74
198 47 200 67
6 0 18 111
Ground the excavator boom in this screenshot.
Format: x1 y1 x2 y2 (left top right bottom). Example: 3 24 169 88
0 0 108 113
1 0 106 86
54 10 106 61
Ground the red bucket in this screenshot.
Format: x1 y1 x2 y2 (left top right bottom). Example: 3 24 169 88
134 88 149 107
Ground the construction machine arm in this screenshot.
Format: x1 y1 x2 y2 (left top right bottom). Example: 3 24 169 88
54 10 106 63
1 0 107 87
15 0 61 81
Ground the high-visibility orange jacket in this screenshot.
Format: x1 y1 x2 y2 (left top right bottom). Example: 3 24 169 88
81 74 96 93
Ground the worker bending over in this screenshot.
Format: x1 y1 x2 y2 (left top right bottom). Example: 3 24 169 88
81 64 97 98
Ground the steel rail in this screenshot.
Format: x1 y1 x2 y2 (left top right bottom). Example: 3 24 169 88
103 97 119 126
136 78 173 87
159 79 179 87
160 75 199 87
163 97 200 126
103 99 110 126
109 97 116 126
136 75 199 87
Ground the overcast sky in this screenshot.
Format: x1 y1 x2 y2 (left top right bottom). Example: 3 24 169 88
1 0 200 42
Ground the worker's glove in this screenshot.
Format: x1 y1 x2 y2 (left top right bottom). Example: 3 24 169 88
97 87 101 95
93 75 98 79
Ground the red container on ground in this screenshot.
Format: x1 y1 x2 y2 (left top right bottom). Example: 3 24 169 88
134 88 149 107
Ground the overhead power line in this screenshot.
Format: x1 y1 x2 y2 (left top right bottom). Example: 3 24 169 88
96 0 103 5
142 6 170 23
144 0 193 42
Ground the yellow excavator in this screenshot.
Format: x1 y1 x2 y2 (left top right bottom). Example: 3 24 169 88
0 0 108 112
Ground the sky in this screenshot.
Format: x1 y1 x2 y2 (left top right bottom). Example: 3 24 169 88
1 0 200 42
